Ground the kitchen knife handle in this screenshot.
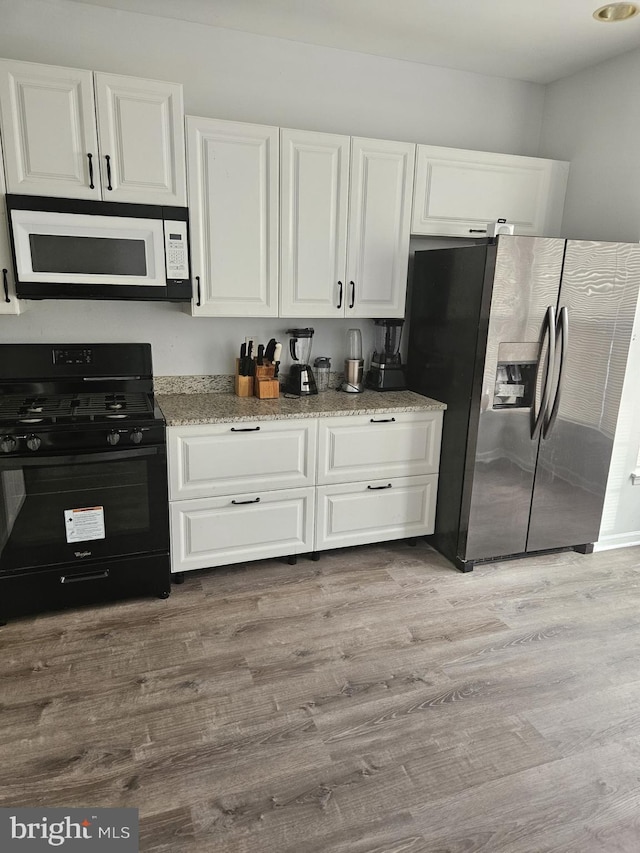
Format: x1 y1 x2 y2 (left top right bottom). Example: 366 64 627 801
367 484 392 490
349 280 355 309
87 152 95 189
195 275 201 307
2 269 9 303
231 497 261 505
105 154 113 191
543 306 568 440
337 281 343 309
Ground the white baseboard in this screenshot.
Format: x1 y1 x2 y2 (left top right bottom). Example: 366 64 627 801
594 532 640 552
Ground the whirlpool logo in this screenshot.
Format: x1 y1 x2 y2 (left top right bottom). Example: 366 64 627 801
0 809 138 851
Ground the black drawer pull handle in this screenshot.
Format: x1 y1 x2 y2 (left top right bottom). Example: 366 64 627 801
60 570 109 584
367 484 392 490
337 281 343 309
231 497 261 505
349 280 355 309
105 154 113 190
370 417 396 423
87 152 95 189
469 228 487 233
230 426 261 432
195 275 201 306
2 269 9 303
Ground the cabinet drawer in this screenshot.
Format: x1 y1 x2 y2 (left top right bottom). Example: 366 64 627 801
168 419 317 500
317 411 442 485
170 487 315 572
316 475 437 551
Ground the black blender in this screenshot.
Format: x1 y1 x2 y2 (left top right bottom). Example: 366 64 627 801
365 318 408 391
284 328 318 396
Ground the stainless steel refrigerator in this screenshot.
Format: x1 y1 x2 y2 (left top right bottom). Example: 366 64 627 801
407 236 640 571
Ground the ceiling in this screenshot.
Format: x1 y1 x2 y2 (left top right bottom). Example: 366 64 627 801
71 0 640 84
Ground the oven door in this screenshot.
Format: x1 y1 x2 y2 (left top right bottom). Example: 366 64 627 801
0 445 169 574
10 208 167 291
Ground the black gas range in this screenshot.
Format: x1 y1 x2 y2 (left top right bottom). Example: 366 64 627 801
0 343 171 623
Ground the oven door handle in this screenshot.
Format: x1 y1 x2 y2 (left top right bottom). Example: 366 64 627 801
1 447 162 467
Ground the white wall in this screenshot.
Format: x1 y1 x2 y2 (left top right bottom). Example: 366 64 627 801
539 47 640 548
0 0 545 375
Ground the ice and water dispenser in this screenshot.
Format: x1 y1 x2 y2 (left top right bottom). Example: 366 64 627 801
492 343 537 409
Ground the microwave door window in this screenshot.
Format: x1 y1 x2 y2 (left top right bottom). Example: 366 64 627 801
29 234 148 277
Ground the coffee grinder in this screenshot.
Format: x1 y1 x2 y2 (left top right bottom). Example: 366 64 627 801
365 318 407 391
285 327 318 396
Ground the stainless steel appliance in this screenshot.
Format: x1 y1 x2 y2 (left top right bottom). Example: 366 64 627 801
285 328 317 396
365 318 407 391
6 195 191 301
0 343 171 622
407 236 640 571
341 328 364 393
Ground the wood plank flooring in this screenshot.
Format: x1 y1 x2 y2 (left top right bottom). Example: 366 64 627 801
2 541 640 852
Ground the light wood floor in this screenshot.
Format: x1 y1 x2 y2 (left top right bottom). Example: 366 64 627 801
3 541 640 852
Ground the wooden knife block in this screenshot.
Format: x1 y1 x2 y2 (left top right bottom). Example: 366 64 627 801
235 358 253 397
254 362 279 399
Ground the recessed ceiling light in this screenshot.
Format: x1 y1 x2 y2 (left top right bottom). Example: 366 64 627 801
593 3 639 21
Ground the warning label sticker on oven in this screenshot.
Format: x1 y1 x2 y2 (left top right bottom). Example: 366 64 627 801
64 506 106 543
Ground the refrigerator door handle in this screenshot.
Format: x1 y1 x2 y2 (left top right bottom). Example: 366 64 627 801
543 305 568 439
531 305 556 440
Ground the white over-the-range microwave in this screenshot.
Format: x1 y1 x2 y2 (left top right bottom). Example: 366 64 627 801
6 195 192 302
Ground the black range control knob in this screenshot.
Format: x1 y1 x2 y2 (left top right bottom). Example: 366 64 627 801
130 429 143 445
26 434 41 452
0 435 17 453
107 430 121 446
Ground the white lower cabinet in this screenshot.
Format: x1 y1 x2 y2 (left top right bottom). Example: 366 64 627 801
316 475 438 550
167 409 443 573
170 487 315 572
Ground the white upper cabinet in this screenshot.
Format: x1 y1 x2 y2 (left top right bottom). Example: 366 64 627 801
280 128 349 318
347 137 415 318
186 116 279 317
0 59 186 205
0 139 22 315
280 131 415 319
411 145 569 238
93 73 186 205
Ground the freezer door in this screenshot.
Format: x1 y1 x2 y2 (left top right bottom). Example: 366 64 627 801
463 236 564 562
527 240 640 552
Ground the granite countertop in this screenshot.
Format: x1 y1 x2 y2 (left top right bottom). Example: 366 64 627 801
157 388 446 426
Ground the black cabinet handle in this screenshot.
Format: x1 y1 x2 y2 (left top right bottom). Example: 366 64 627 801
370 417 396 423
2 269 9 303
367 484 392 490
469 228 487 233
231 497 261 505
105 154 113 190
60 570 109 584
195 275 201 306
87 152 95 189
337 281 343 309
230 426 261 432
349 280 355 309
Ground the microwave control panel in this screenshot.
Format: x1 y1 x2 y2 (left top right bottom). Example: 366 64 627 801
164 220 190 282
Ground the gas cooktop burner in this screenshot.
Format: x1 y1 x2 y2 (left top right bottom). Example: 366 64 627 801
0 392 156 426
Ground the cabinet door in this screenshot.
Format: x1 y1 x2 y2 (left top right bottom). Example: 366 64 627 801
317 411 442 485
0 147 21 315
94 73 186 205
168 419 317 500
316 475 437 551
411 145 569 238
280 128 349 317
170 486 315 572
186 116 278 317
346 137 415 319
0 59 100 199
